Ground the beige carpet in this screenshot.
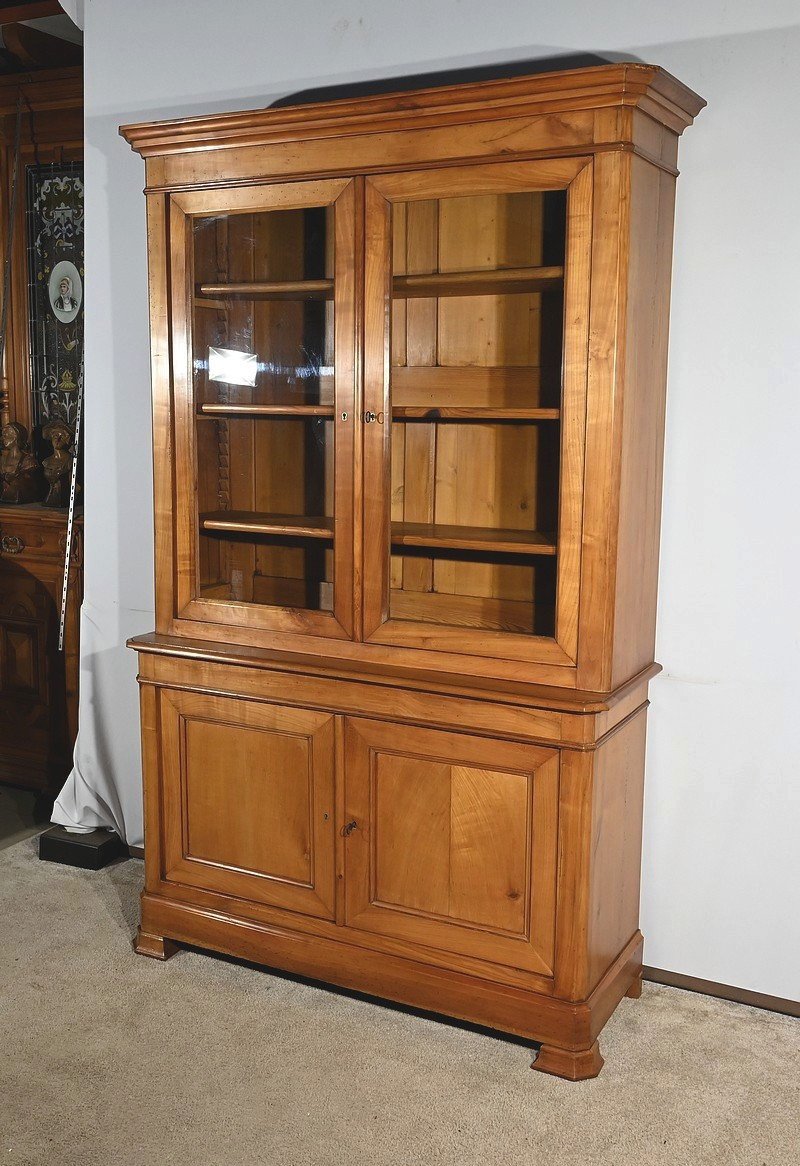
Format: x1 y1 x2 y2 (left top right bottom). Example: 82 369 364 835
1 837 797 1166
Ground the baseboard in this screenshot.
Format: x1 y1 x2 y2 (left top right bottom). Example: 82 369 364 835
128 845 144 859
643 966 799 1018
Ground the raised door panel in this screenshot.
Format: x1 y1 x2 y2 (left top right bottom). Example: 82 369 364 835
0 563 56 760
160 690 336 920
0 622 42 697
344 718 558 976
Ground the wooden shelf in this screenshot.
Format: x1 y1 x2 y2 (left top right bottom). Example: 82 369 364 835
198 266 562 303
200 512 334 539
198 403 334 418
392 407 560 421
391 522 556 556
392 265 563 299
197 279 333 301
197 404 560 422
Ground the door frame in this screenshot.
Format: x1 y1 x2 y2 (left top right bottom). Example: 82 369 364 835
168 177 358 639
361 157 593 666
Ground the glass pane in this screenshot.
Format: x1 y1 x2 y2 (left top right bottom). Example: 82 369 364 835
193 206 333 406
192 204 335 611
389 189 566 637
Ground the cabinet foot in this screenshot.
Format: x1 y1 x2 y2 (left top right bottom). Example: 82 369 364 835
134 928 179 960
625 971 643 999
531 1040 604 1081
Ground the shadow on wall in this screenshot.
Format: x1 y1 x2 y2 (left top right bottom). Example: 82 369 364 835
270 51 643 107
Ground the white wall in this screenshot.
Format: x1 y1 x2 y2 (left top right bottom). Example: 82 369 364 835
68 0 800 1000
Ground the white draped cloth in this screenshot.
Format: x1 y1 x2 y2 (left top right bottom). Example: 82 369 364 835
51 596 145 844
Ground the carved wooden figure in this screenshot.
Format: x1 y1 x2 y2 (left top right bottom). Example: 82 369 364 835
0 421 43 503
122 63 704 1080
41 420 73 508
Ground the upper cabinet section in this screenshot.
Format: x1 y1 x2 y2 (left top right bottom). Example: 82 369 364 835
121 64 703 695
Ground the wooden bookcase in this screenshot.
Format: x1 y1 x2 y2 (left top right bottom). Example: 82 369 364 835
122 63 704 1080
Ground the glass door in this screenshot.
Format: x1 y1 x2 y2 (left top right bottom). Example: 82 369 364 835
362 160 592 665
170 178 356 638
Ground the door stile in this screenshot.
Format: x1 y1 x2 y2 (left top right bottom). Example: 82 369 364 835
553 161 593 664
332 179 357 637
362 179 393 639
169 195 196 619
145 189 177 634
350 177 366 641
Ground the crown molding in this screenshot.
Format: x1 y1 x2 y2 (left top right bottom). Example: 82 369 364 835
120 63 705 158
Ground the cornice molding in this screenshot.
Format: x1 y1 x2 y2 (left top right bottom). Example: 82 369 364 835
120 63 705 158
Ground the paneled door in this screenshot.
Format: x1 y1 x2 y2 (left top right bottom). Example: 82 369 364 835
169 178 357 639
343 718 558 976
362 159 592 666
159 690 336 920
0 565 51 771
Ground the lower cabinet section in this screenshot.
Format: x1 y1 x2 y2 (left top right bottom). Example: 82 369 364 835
343 718 558 977
139 664 648 1081
158 691 558 976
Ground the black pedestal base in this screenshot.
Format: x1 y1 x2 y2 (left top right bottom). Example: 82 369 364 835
38 825 127 870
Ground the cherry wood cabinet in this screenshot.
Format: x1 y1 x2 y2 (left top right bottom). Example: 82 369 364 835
122 63 703 1079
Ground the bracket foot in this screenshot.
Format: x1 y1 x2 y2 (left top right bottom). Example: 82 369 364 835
625 971 643 999
134 928 179 960
531 1040 604 1081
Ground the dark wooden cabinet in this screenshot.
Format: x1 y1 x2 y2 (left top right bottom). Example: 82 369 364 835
0 505 81 790
122 63 704 1079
